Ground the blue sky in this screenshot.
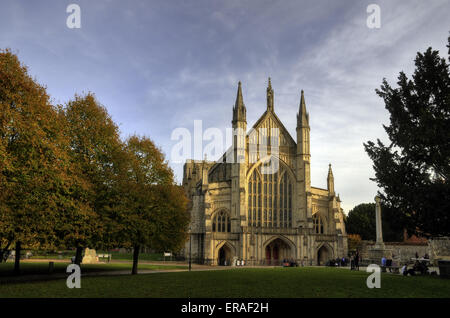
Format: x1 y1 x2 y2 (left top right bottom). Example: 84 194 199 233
1 0 449 212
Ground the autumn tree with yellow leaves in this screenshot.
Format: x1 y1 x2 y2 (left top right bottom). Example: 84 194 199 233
112 136 190 275
0 49 94 273
0 50 190 275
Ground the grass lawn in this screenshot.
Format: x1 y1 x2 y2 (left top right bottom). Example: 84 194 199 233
0 261 186 279
27 251 167 262
100 252 169 261
0 267 449 298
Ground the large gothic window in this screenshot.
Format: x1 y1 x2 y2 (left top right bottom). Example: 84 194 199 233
212 210 231 233
248 164 293 228
313 214 324 234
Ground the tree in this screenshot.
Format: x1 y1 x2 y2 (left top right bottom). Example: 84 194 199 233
112 136 189 274
0 49 90 273
364 35 450 237
148 184 190 253
61 93 123 264
345 203 403 242
0 51 189 275
0 122 13 262
345 204 376 240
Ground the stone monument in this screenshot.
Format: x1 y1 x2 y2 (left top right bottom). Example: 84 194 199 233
368 196 392 263
81 248 99 264
374 196 385 249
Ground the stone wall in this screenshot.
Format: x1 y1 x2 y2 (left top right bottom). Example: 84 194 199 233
385 243 429 262
358 237 450 264
358 240 428 263
428 237 450 261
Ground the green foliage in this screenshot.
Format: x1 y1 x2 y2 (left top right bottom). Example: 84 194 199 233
111 136 189 252
60 93 124 250
364 35 450 237
0 49 90 252
345 204 375 240
345 203 403 242
0 51 190 270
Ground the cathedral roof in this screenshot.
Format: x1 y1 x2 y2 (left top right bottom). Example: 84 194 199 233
207 79 299 174
249 109 297 147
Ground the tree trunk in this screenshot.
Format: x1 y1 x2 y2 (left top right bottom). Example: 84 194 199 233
14 241 21 275
132 245 140 275
0 240 12 263
74 246 83 265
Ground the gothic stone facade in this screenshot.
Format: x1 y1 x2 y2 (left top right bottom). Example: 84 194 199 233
182 79 348 266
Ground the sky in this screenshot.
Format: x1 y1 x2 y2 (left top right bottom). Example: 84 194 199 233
1 0 449 213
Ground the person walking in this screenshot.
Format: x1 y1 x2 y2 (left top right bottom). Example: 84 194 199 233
355 250 360 270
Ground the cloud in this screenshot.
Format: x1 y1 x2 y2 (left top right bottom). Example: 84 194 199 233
1 0 448 213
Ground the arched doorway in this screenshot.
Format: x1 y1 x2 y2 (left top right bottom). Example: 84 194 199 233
218 244 232 266
265 238 292 265
317 245 332 266
265 245 271 262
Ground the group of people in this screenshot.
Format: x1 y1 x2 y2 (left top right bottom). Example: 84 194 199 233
400 260 429 276
400 252 431 276
350 251 361 270
317 250 433 276
282 258 299 267
414 252 429 260
322 251 360 269
381 257 393 267
326 257 350 267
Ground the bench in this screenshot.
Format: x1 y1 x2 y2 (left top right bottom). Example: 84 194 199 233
97 254 111 262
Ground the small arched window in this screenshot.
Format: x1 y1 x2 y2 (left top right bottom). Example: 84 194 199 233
313 214 324 234
212 210 231 233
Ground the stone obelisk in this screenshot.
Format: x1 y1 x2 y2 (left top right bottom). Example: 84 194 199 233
374 196 385 249
368 195 392 262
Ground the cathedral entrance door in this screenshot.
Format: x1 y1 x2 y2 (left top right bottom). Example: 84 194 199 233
265 246 271 265
265 238 291 266
317 245 331 266
273 245 279 262
218 244 231 266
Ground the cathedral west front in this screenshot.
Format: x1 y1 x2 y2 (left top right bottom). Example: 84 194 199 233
182 79 348 266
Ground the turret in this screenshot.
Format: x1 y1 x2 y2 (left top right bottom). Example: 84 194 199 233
232 81 246 125
267 77 274 112
295 90 312 225
231 81 247 163
230 81 247 239
297 90 309 127
296 90 310 160
202 156 209 189
327 164 335 196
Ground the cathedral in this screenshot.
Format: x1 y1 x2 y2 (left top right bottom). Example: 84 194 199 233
182 79 348 266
